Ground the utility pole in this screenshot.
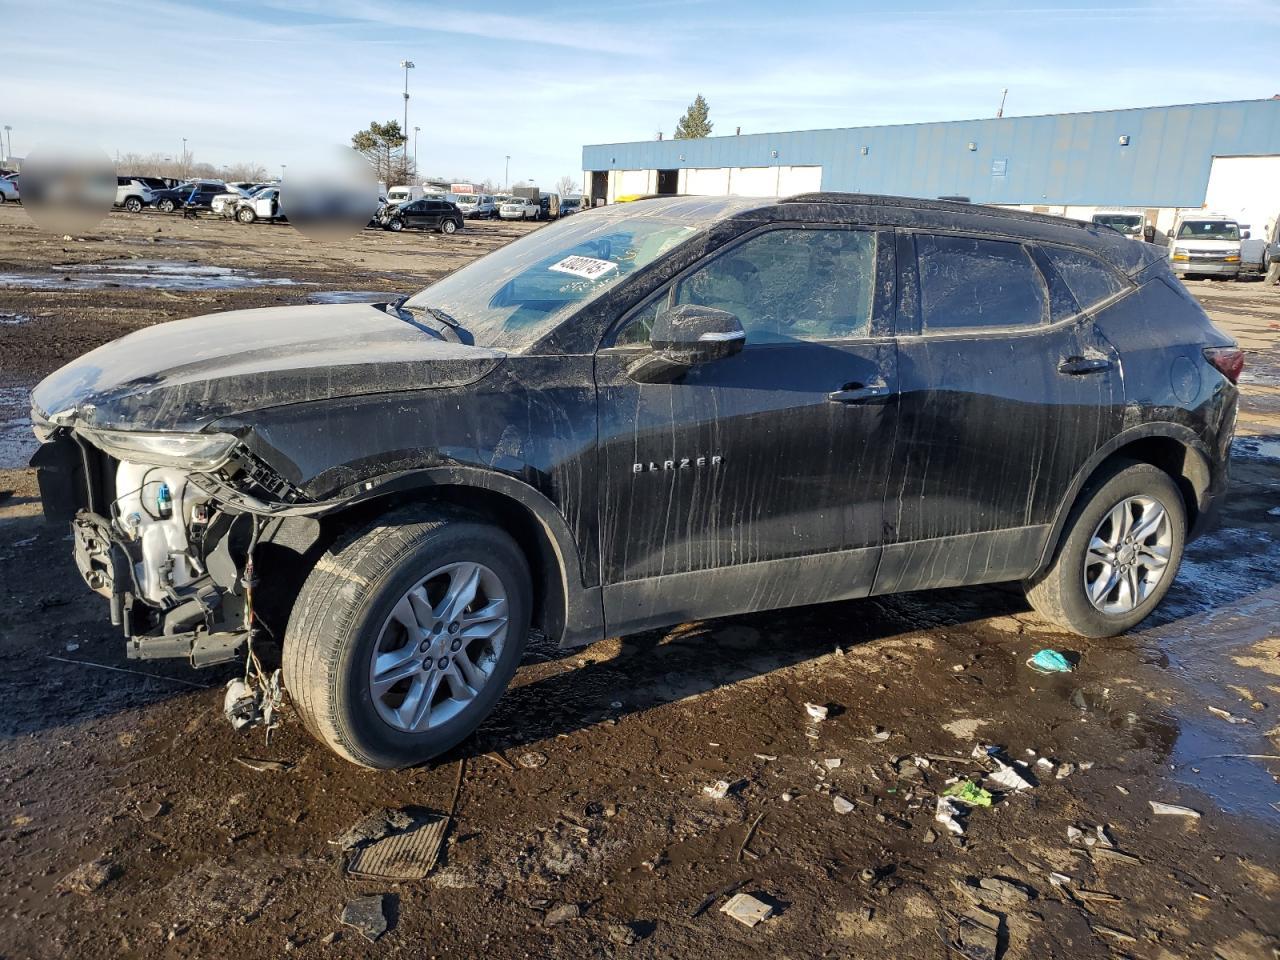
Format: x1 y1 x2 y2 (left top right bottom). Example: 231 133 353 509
997 88 1008 118
181 137 188 176
400 60 415 179
504 155 510 191
414 125 420 176
3 126 11 162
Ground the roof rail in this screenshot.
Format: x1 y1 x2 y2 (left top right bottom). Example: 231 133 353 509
780 192 1088 230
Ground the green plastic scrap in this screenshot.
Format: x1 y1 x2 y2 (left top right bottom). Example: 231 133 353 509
942 780 994 807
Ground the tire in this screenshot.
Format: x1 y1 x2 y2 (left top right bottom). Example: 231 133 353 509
388 217 404 232
124 196 143 213
1025 460 1186 638
157 198 176 213
441 218 458 235
1267 260 1280 286
236 206 256 223
283 511 532 769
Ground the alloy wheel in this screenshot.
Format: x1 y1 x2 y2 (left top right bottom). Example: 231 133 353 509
368 561 510 733
1083 495 1172 615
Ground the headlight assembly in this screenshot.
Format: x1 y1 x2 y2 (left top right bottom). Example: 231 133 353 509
79 429 238 471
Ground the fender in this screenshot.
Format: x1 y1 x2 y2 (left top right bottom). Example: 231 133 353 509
1033 421 1213 575
330 464 605 648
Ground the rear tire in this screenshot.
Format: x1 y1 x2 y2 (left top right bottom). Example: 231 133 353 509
441 218 458 235
283 511 531 769
1025 460 1185 638
124 197 143 213
157 198 176 213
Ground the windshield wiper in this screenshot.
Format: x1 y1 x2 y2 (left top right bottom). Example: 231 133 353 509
396 302 472 344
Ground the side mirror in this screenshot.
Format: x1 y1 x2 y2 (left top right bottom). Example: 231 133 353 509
629 304 745 383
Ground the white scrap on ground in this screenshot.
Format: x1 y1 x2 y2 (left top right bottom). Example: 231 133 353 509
720 892 774 927
935 796 965 835
1149 801 1202 818
804 703 829 721
988 761 1034 792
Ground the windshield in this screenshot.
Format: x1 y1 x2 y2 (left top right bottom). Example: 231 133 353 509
404 213 699 350
1093 214 1142 235
1178 220 1239 241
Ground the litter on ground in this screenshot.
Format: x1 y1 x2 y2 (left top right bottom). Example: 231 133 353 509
1149 801 1202 819
942 780 993 807
1027 649 1073 674
720 892 775 927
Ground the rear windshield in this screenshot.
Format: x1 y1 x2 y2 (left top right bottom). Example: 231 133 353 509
1178 220 1239 241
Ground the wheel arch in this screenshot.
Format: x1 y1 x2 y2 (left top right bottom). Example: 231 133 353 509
1034 423 1213 576
312 466 603 649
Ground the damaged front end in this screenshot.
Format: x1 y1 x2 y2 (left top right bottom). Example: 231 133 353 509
31 416 320 668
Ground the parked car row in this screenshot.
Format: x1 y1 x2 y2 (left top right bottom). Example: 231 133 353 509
0 172 19 203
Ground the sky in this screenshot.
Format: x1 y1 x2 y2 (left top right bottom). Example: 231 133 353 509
2 0 1277 190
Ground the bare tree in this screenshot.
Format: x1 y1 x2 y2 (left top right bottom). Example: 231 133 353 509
555 175 580 197
115 152 268 182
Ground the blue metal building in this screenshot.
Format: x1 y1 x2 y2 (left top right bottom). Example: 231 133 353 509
581 99 1280 213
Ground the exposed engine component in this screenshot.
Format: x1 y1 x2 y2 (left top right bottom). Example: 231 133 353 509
113 461 212 605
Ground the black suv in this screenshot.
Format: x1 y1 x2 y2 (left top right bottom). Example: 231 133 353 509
382 197 464 234
152 180 225 213
29 194 1241 768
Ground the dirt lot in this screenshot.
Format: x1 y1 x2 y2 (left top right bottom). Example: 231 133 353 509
1 205 1278 959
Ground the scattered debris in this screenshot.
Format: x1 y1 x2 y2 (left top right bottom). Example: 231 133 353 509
935 797 966 836
1091 923 1137 943
956 906 1004 960
833 796 855 815
954 877 1034 906
703 780 736 800
1027 649 1073 674
738 811 767 861
942 781 993 807
340 895 388 943
1055 762 1076 780
543 903 580 926
1035 757 1054 771
223 678 261 731
1148 801 1202 819
1091 847 1142 865
347 814 450 881
1207 706 1252 725
823 758 842 769
234 757 294 773
988 762 1034 792
136 800 165 820
781 790 795 802
869 727 891 742
608 922 639 945
518 751 548 769
332 809 415 851
690 879 749 919
57 858 119 895
1116 785 1129 796
804 702 829 721
720 892 774 927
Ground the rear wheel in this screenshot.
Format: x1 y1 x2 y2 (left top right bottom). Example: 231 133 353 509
1025 460 1185 637
441 218 458 235
283 511 531 769
157 198 176 213
124 196 143 213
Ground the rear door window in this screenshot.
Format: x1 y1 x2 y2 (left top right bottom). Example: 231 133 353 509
916 234 1047 331
1040 245 1129 312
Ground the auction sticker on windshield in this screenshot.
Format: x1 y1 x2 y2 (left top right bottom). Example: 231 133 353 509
549 255 619 281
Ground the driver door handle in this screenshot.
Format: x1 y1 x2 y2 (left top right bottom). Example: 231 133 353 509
1058 355 1112 375
829 380 889 403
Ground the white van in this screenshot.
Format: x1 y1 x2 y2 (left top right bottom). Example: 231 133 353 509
1091 210 1153 242
1169 215 1245 279
385 184 424 205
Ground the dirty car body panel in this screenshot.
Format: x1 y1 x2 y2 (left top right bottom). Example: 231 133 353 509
30 194 1238 679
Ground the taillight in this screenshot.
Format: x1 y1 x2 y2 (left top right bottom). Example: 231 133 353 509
1203 346 1244 384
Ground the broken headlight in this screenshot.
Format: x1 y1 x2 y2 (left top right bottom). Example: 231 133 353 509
79 428 238 471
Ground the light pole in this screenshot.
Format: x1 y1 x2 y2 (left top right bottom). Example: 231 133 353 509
504 155 510 191
3 126 11 163
414 125 420 176
280 164 287 181
181 137 188 177
400 60 415 179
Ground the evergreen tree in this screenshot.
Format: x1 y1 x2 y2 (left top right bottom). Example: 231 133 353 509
674 95 713 139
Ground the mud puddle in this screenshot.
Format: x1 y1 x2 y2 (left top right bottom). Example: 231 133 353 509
1150 522 1280 820
0 387 35 470
306 289 396 304
0 312 36 325
0 259 305 291
1233 435 1280 461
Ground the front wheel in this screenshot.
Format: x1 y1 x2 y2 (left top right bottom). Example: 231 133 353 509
283 512 532 769
387 217 404 232
1025 460 1185 637
236 206 256 223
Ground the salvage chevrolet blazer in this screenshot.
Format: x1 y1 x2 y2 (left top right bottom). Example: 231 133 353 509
29 194 1242 768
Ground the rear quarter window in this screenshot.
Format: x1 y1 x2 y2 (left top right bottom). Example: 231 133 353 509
917 234 1047 332
1041 245 1128 312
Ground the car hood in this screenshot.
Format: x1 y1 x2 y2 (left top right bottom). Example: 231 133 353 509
31 303 505 432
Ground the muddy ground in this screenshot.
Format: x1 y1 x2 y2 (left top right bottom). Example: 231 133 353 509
0 205 1278 960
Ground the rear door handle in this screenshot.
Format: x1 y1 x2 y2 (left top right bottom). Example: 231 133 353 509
829 381 889 403
1058 356 1112 375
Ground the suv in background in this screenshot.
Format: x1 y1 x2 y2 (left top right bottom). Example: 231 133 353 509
456 194 497 219
29 193 1240 769
115 176 159 213
1169 216 1244 279
151 180 226 213
381 197 464 234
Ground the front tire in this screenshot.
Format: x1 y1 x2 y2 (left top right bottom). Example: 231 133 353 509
236 206 256 223
1025 460 1185 638
387 217 404 232
283 511 532 769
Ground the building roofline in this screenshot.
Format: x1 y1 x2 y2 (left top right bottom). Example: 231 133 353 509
583 97 1279 151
